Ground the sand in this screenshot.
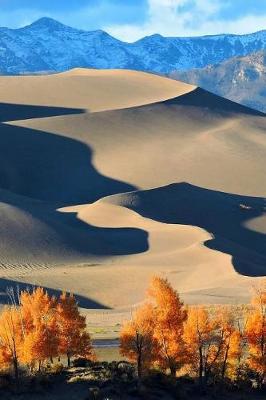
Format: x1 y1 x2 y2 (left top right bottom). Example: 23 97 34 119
0 68 265 313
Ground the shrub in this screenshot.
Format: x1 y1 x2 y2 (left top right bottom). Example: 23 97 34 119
72 357 94 368
49 363 64 375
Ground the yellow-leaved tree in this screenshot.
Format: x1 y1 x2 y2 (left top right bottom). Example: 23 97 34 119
245 282 266 387
57 292 94 367
20 287 59 370
120 303 157 379
215 307 242 381
183 306 217 384
147 276 187 376
0 307 23 382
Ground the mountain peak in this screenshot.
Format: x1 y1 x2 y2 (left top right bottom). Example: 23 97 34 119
24 17 68 30
137 33 164 43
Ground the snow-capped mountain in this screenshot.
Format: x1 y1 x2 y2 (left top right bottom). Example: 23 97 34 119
171 51 266 113
0 17 266 74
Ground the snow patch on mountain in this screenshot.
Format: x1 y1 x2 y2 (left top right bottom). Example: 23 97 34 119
0 18 265 75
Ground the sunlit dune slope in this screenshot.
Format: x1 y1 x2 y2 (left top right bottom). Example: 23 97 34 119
0 69 195 113
11 83 266 200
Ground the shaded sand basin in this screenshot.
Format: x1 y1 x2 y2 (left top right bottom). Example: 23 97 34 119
0 69 265 311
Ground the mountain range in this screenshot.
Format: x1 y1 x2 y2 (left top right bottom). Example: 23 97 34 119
0 17 266 75
171 51 266 113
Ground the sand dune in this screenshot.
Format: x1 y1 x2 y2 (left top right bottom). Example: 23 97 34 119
13 86 266 198
0 69 265 309
58 200 248 307
0 69 195 113
100 183 266 276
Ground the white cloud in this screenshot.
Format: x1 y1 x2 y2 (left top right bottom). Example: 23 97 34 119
1 0 265 42
198 14 266 35
105 0 266 42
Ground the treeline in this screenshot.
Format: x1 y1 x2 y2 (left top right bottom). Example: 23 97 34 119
120 277 265 388
0 288 95 383
1 280 264 392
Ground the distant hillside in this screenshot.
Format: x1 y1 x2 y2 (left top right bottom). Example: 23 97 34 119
171 51 266 113
0 17 266 74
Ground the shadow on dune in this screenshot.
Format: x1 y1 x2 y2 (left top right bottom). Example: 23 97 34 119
0 186 149 257
0 102 86 122
0 102 149 263
0 103 136 205
105 182 266 277
163 87 265 116
0 278 110 309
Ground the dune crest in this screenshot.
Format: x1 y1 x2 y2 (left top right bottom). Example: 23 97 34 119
0 68 195 112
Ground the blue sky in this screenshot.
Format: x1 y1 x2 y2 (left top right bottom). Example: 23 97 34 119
0 0 266 41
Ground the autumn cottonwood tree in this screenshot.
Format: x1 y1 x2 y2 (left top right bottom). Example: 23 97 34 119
20 289 94 368
147 276 187 376
57 292 94 367
227 305 247 383
0 287 24 384
216 307 242 381
120 303 157 379
245 282 266 387
184 306 244 385
22 319 59 370
184 306 218 385
0 288 95 374
119 278 264 387
0 307 23 383
20 288 59 370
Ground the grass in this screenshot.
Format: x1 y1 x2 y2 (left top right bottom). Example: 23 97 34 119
87 323 121 340
94 347 125 362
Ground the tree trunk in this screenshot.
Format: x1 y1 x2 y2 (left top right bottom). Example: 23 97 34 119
67 353 71 368
204 366 209 386
13 357 19 389
221 345 229 380
137 353 142 380
169 364 177 377
199 347 203 386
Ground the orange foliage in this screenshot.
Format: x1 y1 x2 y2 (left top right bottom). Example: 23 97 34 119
0 287 95 373
214 307 242 380
245 282 266 385
20 287 56 330
0 277 265 388
121 278 266 386
147 276 187 376
0 344 12 371
20 288 59 366
22 321 59 368
0 307 22 379
183 306 216 381
183 306 242 383
57 292 94 366
120 303 157 378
